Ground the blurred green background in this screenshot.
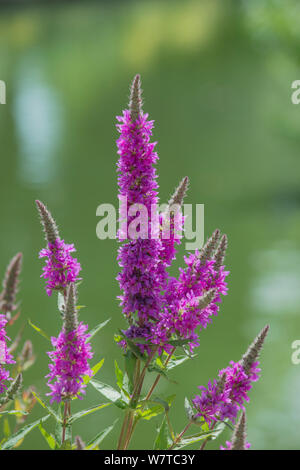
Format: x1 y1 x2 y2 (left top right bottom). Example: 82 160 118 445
0 0 300 450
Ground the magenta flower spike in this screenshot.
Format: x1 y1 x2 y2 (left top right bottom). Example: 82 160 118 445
36 200 81 296
46 284 93 403
0 314 15 394
116 76 230 354
192 325 269 426
116 75 166 343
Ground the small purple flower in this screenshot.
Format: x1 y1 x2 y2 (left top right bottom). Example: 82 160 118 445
39 238 81 296
0 314 15 394
46 322 93 403
192 379 229 426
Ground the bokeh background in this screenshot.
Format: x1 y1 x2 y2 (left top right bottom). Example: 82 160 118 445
0 0 299 450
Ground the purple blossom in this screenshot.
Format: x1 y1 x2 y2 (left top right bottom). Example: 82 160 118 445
116 103 166 328
116 76 229 354
151 253 229 351
46 322 93 403
0 314 15 394
192 360 260 425
192 379 230 426
39 238 82 296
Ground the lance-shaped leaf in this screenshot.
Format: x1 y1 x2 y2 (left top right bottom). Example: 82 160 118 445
85 419 118 450
173 421 226 449
1 414 50 450
38 423 58 450
32 391 61 423
89 379 127 409
87 318 111 342
28 319 50 341
153 417 171 450
69 403 111 424
0 410 28 417
138 395 176 421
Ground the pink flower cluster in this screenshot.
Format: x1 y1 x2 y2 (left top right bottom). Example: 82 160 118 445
116 88 229 353
0 314 15 394
192 360 260 426
39 239 81 296
46 322 93 403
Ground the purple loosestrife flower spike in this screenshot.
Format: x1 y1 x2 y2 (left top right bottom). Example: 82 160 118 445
160 177 189 265
116 75 164 336
230 411 249 450
63 284 78 335
0 373 22 406
0 314 15 395
167 176 189 208
198 229 220 266
214 234 228 272
0 253 22 317
35 200 59 245
36 201 81 296
129 74 143 122
241 325 269 376
46 322 93 403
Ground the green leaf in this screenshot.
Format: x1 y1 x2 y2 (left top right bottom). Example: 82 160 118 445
124 351 137 394
82 358 104 386
114 360 124 391
69 403 111 424
85 419 118 450
167 354 192 370
88 318 111 342
38 423 57 450
167 338 192 347
173 422 226 449
138 395 176 421
0 410 28 416
32 391 61 423
3 418 10 438
1 414 50 450
28 319 50 341
89 379 127 409
153 417 171 450
184 397 194 420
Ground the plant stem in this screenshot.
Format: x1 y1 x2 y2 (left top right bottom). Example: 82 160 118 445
200 421 216 450
168 421 192 450
145 347 176 401
62 399 70 444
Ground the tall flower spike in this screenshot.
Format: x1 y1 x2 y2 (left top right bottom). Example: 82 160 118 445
231 411 248 450
198 229 221 266
241 325 269 376
160 177 189 266
64 284 78 335
0 373 22 406
214 234 228 272
0 253 23 316
35 200 59 245
167 176 189 208
129 74 143 122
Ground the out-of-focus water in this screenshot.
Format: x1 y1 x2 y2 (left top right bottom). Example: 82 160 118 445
0 0 300 449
